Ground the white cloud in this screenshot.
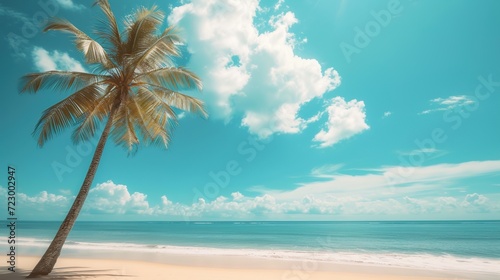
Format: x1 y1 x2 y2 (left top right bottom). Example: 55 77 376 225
32 47 86 72
0 187 68 206
313 97 369 148
182 160 498 218
1 160 499 220
466 193 488 203
86 180 152 214
459 193 492 213
152 191 498 219
383 111 392 118
59 189 72 195
311 164 344 178
18 191 68 204
271 160 500 202
433 96 473 105
420 95 475 115
168 1 341 138
55 0 85 10
3 188 71 217
274 0 285 10
231 192 244 201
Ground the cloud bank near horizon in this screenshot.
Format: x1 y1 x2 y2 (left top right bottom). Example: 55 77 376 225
3 160 498 220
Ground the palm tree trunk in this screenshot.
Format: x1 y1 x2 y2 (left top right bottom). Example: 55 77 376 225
28 102 119 278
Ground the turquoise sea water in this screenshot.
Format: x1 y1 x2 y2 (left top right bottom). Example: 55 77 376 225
14 220 500 275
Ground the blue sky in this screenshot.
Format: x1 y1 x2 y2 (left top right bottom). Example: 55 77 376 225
0 0 499 221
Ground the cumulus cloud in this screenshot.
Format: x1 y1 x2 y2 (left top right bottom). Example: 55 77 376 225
1 160 499 220
231 192 244 201
86 180 152 214
0 188 65 205
313 97 369 148
463 193 488 205
151 160 500 219
32 46 86 72
18 191 68 204
151 192 498 219
462 193 489 212
383 111 392 118
0 188 70 217
420 95 475 115
168 0 341 138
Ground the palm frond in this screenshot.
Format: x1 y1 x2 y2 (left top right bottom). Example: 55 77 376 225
136 86 177 119
20 71 107 93
147 84 207 118
34 84 102 146
135 67 202 91
110 97 139 152
124 6 164 55
93 0 123 64
24 1 205 152
45 18 114 69
72 85 117 143
129 94 172 148
129 26 181 73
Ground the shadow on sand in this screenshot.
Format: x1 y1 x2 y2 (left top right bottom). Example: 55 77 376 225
0 266 135 279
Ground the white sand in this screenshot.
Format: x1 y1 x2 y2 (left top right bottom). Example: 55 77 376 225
0 255 484 280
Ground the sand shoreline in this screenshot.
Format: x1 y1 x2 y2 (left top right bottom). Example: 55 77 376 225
1 255 497 280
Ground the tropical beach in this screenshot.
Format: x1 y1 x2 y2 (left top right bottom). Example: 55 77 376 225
2 255 492 280
1 0 500 279
2 221 500 279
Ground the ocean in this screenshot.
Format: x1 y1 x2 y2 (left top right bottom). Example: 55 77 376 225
14 220 500 276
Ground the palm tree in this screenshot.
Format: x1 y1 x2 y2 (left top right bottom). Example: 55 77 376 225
20 0 206 277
